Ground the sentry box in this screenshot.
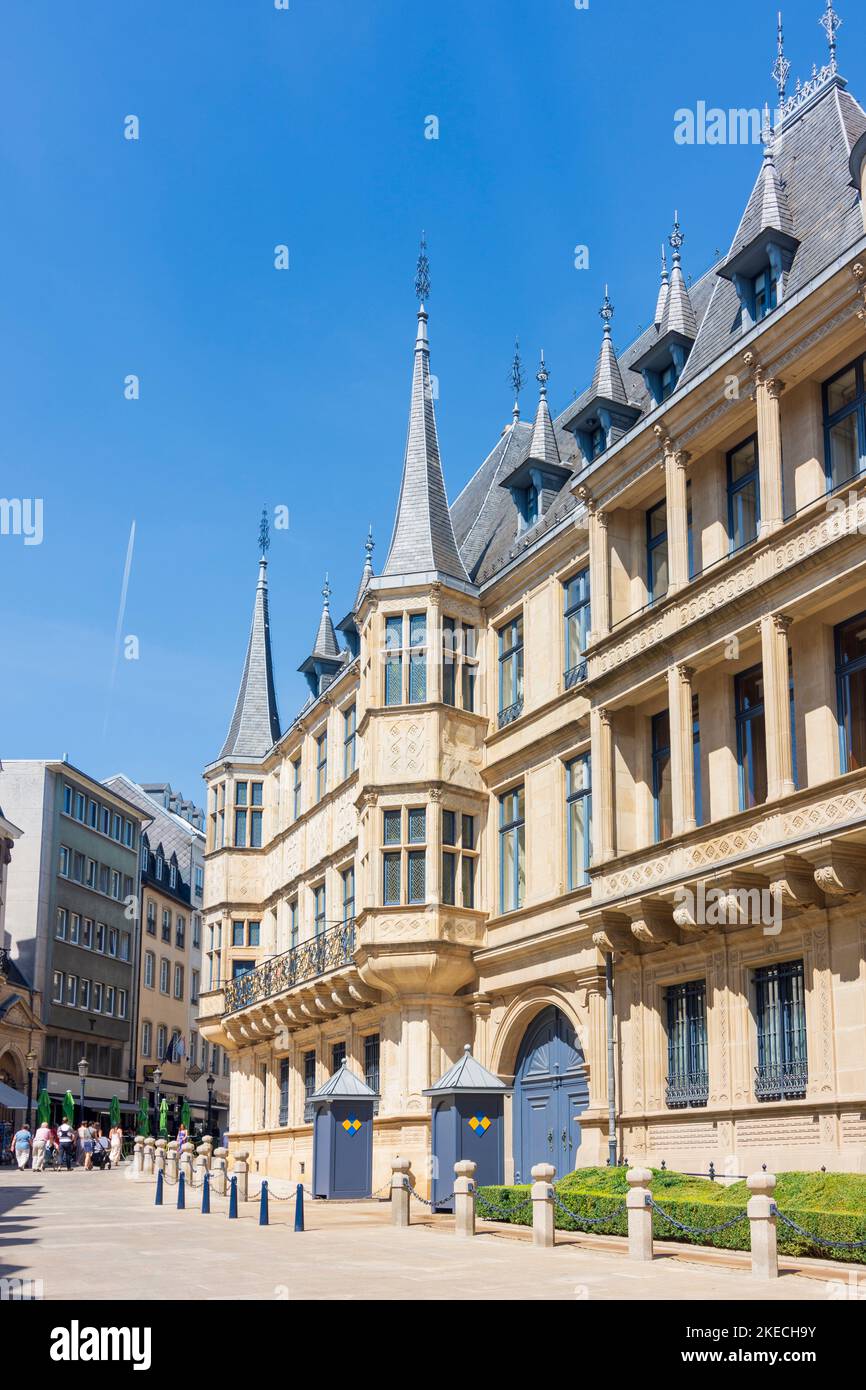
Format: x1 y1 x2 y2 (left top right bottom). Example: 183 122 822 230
424 1045 511 1212
310 1062 377 1200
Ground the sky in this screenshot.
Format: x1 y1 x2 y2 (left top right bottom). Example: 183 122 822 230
1 0 861 803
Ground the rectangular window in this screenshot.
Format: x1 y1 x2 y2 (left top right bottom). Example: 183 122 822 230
235 781 248 807
735 665 767 810
56 907 68 940
823 353 866 491
442 809 478 908
364 1033 380 1094
63 784 73 815
692 694 703 828
66 975 78 1007
160 958 169 994
108 926 118 957
665 980 709 1108
156 1025 166 1060
144 952 155 989
836 611 866 772
316 731 328 802
117 989 128 1019
498 616 524 725
279 1058 290 1127
727 436 760 551
248 920 260 947
754 960 808 1101
290 900 299 950
332 1040 346 1072
69 913 80 945
191 970 199 1004
292 758 302 820
407 849 426 904
175 916 185 950
442 620 478 711
112 813 122 841
101 806 111 836
303 1050 316 1122
76 791 86 822
105 985 115 1016
651 711 673 842
146 901 156 935
383 850 401 905
80 978 91 1009
59 845 70 877
234 808 247 847
342 866 355 923
82 917 93 949
314 885 326 936
384 615 403 706
566 755 592 888
408 613 427 703
86 858 96 888
141 1022 152 1058
162 910 171 943
344 705 357 777
95 922 106 953
564 571 590 687
250 808 263 848
52 971 63 1003
646 499 668 604
174 964 184 1000
232 921 244 947
88 799 98 829
499 786 526 914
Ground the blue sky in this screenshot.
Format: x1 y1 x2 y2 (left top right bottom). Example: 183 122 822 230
1 0 861 802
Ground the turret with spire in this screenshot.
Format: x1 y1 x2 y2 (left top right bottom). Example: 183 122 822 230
654 246 670 328
499 351 571 527
381 237 469 585
219 508 282 760
299 575 344 697
337 527 375 657
562 289 640 465
633 214 699 406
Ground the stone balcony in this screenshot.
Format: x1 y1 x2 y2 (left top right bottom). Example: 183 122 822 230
588 478 866 695
584 766 866 954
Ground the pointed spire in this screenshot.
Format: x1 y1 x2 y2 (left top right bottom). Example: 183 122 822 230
354 526 375 609
589 287 629 407
312 574 340 660
820 1 842 75
510 338 525 423
382 239 469 584
654 245 670 327
660 212 698 339
527 351 562 466
219 517 281 759
773 11 790 104
720 118 797 277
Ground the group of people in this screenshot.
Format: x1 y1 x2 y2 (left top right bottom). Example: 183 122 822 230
9 1120 125 1171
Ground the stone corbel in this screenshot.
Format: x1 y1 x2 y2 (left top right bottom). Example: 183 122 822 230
756 852 824 915
706 870 771 930
347 982 379 1006
663 884 711 933
589 911 635 954
852 263 866 327
799 843 866 899
625 897 679 950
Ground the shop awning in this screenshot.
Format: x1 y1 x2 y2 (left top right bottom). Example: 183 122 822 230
0 1080 31 1110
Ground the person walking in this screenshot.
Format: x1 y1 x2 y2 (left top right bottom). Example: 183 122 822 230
109 1125 122 1167
57 1119 76 1170
10 1122 32 1170
31 1121 51 1172
78 1121 94 1171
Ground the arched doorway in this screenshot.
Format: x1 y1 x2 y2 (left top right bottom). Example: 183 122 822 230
512 1006 588 1184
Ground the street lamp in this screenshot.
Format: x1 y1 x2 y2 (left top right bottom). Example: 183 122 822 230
25 1049 37 1130
205 1073 215 1139
152 1066 163 1136
77 1057 89 1125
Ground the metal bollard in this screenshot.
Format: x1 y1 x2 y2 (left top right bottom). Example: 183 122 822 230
294 1183 304 1232
530 1164 556 1249
259 1180 269 1226
626 1167 654 1262
747 1171 778 1280
154 1170 164 1206
453 1160 477 1238
228 1174 238 1219
201 1172 210 1214
177 1171 185 1210
390 1157 412 1228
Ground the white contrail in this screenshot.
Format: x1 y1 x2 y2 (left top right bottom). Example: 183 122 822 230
103 520 136 739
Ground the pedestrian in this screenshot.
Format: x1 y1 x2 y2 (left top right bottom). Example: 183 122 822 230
109 1125 122 1166
177 1123 188 1152
46 1125 60 1169
57 1119 76 1170
31 1121 51 1171
10 1122 32 1170
78 1120 94 1171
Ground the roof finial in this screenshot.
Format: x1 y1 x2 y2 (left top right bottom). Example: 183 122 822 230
660 243 669 282
599 285 614 338
322 574 331 609
510 338 525 421
536 350 549 398
819 1 841 74
415 231 431 304
364 524 375 564
258 506 270 559
669 212 685 264
772 11 790 103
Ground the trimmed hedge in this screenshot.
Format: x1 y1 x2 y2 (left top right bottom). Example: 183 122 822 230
475 1168 866 1264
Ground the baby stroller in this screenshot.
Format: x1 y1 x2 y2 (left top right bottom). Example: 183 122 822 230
90 1140 112 1170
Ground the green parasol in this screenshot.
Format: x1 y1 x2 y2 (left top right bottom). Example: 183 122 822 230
181 1100 191 1130
109 1096 121 1128
136 1096 151 1137
159 1098 169 1137
37 1089 51 1126
63 1090 75 1126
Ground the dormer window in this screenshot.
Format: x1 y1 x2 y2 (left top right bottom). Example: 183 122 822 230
521 484 539 529
754 265 779 322
660 362 677 402
589 424 606 460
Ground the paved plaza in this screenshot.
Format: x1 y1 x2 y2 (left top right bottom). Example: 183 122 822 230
0 1165 859 1301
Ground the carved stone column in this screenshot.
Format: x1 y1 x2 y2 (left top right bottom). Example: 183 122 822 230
760 613 796 801
591 706 615 863
583 499 610 643
661 436 690 594
667 663 696 835
427 585 442 705
747 355 785 538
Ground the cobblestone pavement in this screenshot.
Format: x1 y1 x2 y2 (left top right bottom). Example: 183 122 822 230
0 1166 852 1301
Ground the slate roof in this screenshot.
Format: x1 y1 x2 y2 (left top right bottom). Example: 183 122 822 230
103 774 204 865
382 306 469 584
449 73 866 588
219 558 282 760
310 1061 378 1101
423 1045 511 1095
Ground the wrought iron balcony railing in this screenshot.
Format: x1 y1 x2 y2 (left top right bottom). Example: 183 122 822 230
754 1060 808 1102
224 919 356 1015
564 660 588 691
665 1071 709 1109
498 698 524 730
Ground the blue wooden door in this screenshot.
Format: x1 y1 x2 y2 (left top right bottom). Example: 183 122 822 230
513 1006 588 1184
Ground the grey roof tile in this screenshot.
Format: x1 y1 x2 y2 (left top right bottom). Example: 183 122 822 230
219 558 281 760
